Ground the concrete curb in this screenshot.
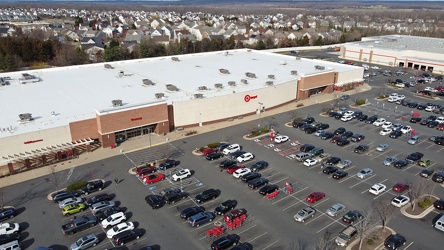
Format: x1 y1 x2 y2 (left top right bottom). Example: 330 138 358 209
243 133 269 141
346 225 395 250
400 195 438 219
46 178 106 201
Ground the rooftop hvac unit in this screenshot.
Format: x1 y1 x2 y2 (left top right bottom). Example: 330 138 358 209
280 61 287 65
266 81 274 86
104 64 114 69
214 83 223 89
241 79 248 84
198 86 208 91
194 93 204 99
291 70 298 75
19 113 33 121
155 93 165 99
228 81 236 86
118 70 124 77
247 49 252 52
142 79 154 86
245 72 256 78
268 75 275 79
111 99 123 107
171 57 180 62
166 84 179 91
295 57 301 60
315 65 325 70
219 69 230 74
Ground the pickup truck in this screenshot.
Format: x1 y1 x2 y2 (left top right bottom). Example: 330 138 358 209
62 215 97 235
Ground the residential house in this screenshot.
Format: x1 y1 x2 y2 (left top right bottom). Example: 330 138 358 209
343 21 355 29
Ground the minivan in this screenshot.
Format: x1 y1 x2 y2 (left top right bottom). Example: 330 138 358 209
335 225 357 246
0 240 20 250
295 152 313 162
188 212 215 227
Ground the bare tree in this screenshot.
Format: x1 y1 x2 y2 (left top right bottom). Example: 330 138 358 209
288 239 308 250
354 209 379 250
372 199 396 231
288 110 302 123
48 165 60 191
314 230 338 250
407 177 433 211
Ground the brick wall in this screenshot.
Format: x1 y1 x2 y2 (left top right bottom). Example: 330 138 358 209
69 118 99 141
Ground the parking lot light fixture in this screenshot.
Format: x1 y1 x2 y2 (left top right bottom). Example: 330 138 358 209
258 102 264 128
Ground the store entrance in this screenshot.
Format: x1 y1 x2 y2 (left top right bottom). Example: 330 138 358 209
115 124 156 143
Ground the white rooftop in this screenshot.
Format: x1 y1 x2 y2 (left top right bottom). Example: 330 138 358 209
0 49 356 138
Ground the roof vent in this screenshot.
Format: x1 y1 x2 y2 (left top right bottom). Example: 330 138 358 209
112 99 123 107
19 113 33 122
0 77 10 86
291 70 298 75
247 49 252 52
280 61 287 65
214 83 223 89
245 72 256 78
104 64 114 69
228 81 236 86
118 70 125 77
268 75 275 79
166 84 179 91
266 81 274 86
171 57 180 62
142 79 155 86
315 65 325 70
198 86 208 91
155 93 165 99
219 69 230 74
295 56 301 60
241 79 248 84
194 93 204 99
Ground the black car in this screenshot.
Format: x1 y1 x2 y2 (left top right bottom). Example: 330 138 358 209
321 132 334 140
340 94 350 100
229 150 246 159
206 152 223 160
231 242 254 250
304 117 315 124
420 168 434 178
81 180 104 195
300 123 314 132
410 117 421 123
259 184 279 195
406 152 424 163
52 190 81 203
365 115 378 124
158 159 179 170
434 199 444 210
417 104 427 110
145 194 165 209
316 123 330 130
342 210 363 224
358 114 368 122
428 121 439 128
210 234 240 250
0 208 15 222
241 172 261 182
300 144 315 153
330 135 341 143
389 130 403 139
351 134 365 142
336 139 350 146
95 207 122 221
323 166 338 175
113 229 144 246
408 102 418 108
250 161 269 172
353 111 363 119
304 125 318 134
334 113 343 119
435 137 444 145
214 200 238 215
216 143 230 152
219 159 237 169
0 232 20 245
341 131 353 139
354 145 369 154
164 191 188 204
180 206 205 220
401 99 410 106
292 121 306 128
420 119 432 125
432 171 444 183
393 160 408 169
194 189 219 203
86 193 110 206
248 178 269 189
328 111 339 117
326 157 341 165
334 127 346 135
333 170 348 180
384 234 406 250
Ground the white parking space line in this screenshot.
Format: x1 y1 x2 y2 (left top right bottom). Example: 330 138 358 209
338 175 355 183
373 189 393 200
311 197 329 207
190 219 222 232
261 240 279 250
304 213 323 225
271 176 289 184
426 143 435 149
403 164 416 172
404 242 414 249
237 224 257 235
438 147 444 152
282 201 302 211
247 231 268 242
316 219 344 233
349 175 376 188
273 187 307 205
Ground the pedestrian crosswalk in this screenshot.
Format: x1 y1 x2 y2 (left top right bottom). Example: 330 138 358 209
124 143 181 166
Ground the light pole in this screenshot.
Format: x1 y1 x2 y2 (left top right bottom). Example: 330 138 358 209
258 102 263 128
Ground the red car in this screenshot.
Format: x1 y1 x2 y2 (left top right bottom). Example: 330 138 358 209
202 148 218 155
142 173 165 184
437 124 444 131
224 208 247 222
136 166 156 176
226 165 244 174
392 183 409 193
306 192 325 203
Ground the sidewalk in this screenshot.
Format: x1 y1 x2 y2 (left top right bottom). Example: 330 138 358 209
0 84 371 188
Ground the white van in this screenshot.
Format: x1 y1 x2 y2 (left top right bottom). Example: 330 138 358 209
433 214 444 232
0 240 20 250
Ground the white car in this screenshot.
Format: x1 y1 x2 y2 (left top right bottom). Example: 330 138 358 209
397 95 406 100
380 128 392 136
106 222 135 238
371 66 380 69
369 183 386 195
303 158 318 167
381 122 393 129
387 96 398 103
336 160 352 169
101 212 127 228
373 118 386 126
233 168 251 178
0 223 19 235
356 168 373 179
395 82 405 88
436 117 444 124
172 169 192 181
400 126 412 134
222 144 241 155
274 135 290 144
58 197 84 209
341 115 353 122
424 87 437 92
237 152 254 163
391 195 410 208
344 111 354 117
389 93 398 98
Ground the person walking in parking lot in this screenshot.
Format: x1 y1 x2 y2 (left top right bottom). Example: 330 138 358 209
114 178 119 185
321 162 324 169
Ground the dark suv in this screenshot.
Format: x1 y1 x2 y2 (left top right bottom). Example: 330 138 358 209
158 159 179 170
81 180 104 195
52 190 80 203
300 144 315 153
406 152 424 164
164 191 188 204
86 193 110 206
113 229 143 245
210 234 240 250
432 171 444 183
194 189 219 203
384 234 406 250
354 145 369 154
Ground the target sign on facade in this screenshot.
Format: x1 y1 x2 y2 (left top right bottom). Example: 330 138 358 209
244 94 258 102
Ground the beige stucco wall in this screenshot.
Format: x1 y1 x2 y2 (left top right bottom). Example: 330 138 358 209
336 67 364 85
0 125 72 159
173 80 297 127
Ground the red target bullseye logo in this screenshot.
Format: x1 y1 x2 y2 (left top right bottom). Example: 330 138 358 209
244 94 257 102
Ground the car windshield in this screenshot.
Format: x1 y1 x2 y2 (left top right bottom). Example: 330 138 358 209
298 210 307 216
339 232 350 240
106 216 113 222
75 238 84 246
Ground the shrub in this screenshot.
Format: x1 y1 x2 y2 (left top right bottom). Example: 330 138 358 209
418 197 433 209
207 142 220 148
251 130 261 136
261 127 269 133
67 180 88 191
367 239 375 246
199 147 205 152
356 99 366 106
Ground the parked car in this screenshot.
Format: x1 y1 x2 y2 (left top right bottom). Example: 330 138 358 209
250 161 269 172
194 189 219 203
294 206 316 222
241 172 261 182
432 171 444 183
222 144 241 155
135 166 156 176
406 152 424 163
81 180 104 195
369 183 386 195
300 144 315 152
112 229 143 246
326 157 341 166
188 212 215 227
248 178 269 189
101 212 127 229
57 197 84 210
158 159 179 170
62 203 86 216
172 169 192 181
0 208 15 222
336 139 350 146
342 210 363 224
237 152 254 163
142 173 165 184
380 129 393 135
376 143 389 152
389 130 403 139
327 203 346 217
0 222 19 235
392 183 409 193
180 206 205 220
214 200 237 215
384 234 406 249
419 168 434 178
323 166 338 175
90 201 116 215
258 184 279 195
383 156 398 166
321 132 334 140
163 191 188 204
52 190 81 203
106 222 135 238
333 170 348 180
224 208 248 222
336 160 352 169
202 147 218 155
95 207 121 221
356 168 373 179
86 193 111 206
351 134 365 142
433 199 444 210
303 158 318 167
70 234 99 250
306 192 325 203
333 127 346 135
206 152 223 160
210 234 240 250
354 145 369 154
274 135 290 144
219 159 237 169
233 168 251 178
394 160 408 169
